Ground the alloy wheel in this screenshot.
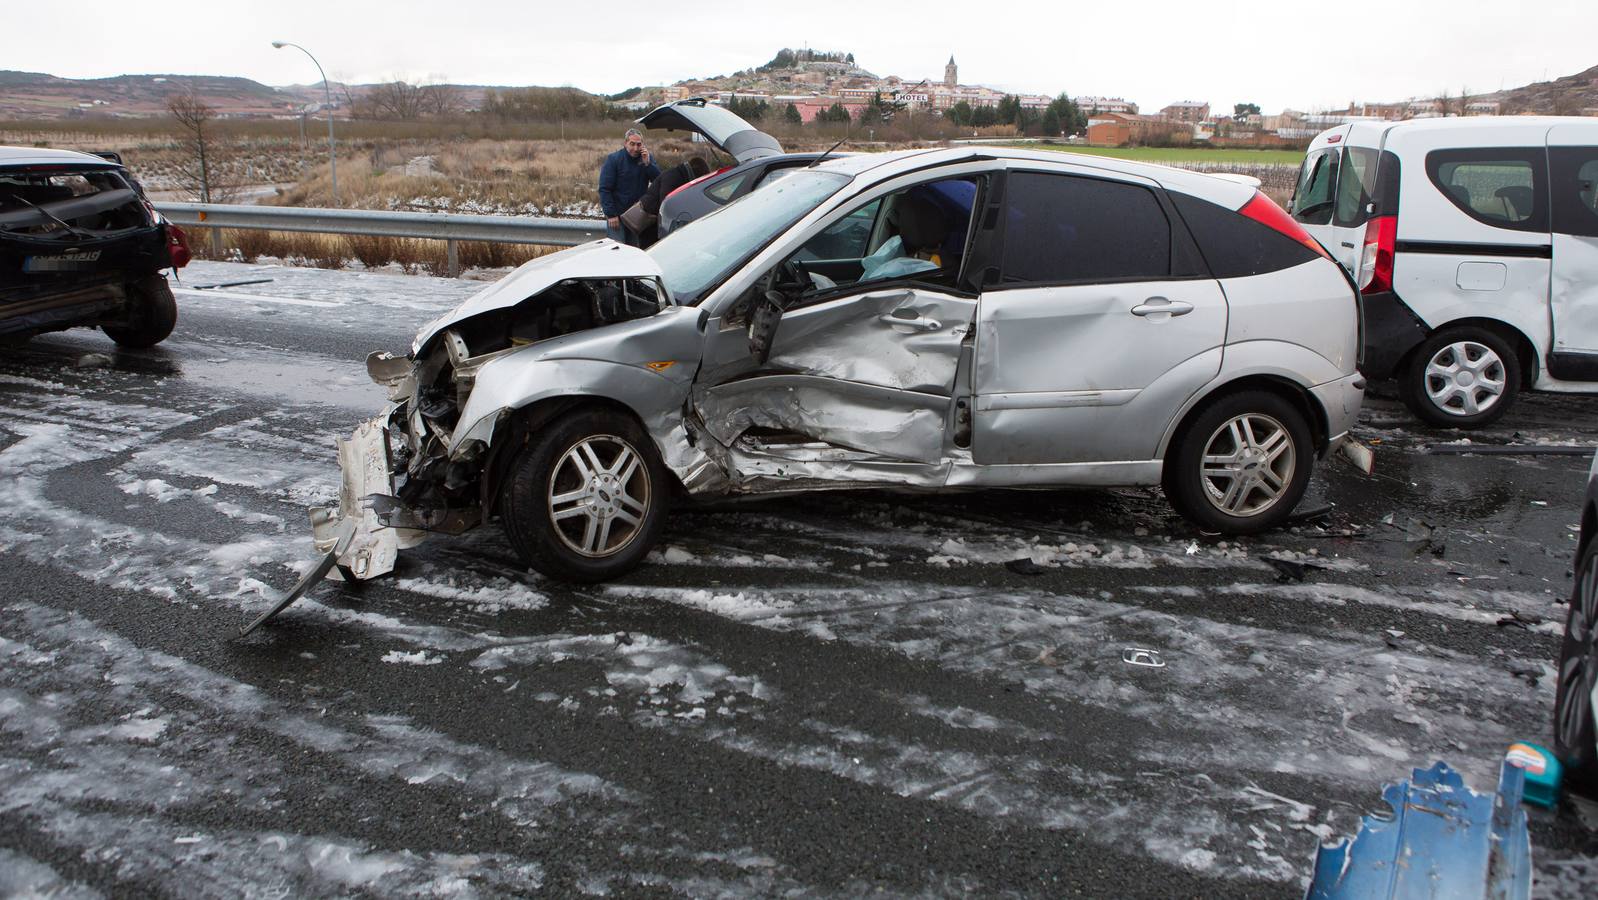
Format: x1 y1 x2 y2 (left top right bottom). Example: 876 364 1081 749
1557 551 1598 753
1199 413 1296 518
546 434 651 558
1424 341 1507 417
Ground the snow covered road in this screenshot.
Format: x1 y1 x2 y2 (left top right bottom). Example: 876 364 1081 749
2 260 1595 897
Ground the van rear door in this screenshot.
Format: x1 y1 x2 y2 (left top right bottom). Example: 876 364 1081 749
1291 127 1360 270
1548 124 1598 378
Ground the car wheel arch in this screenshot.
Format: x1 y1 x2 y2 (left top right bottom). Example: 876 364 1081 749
1401 316 1540 389
1160 374 1330 461
480 395 684 519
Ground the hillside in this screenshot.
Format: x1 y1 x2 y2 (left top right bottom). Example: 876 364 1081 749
1496 63 1598 115
0 71 537 120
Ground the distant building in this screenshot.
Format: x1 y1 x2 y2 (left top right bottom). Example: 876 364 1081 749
945 56 958 89
1076 96 1138 115
1087 112 1183 146
1160 100 1210 123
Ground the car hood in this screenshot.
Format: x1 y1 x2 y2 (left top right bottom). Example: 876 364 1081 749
411 240 665 354
636 99 783 163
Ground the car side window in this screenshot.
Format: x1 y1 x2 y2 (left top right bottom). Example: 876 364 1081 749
1551 147 1598 238
705 172 751 204
1425 147 1548 232
997 172 1171 285
776 176 982 300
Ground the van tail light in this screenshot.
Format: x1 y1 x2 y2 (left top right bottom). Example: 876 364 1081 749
1358 215 1397 294
165 223 192 269
1238 191 1330 259
668 165 733 200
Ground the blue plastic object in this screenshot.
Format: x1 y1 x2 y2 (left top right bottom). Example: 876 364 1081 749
1305 761 1530 900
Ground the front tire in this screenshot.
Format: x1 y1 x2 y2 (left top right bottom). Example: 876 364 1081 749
499 409 668 583
1163 391 1313 535
1400 327 1520 428
1555 541 1598 798
103 275 177 348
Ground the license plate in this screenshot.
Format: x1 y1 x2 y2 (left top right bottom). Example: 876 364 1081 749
23 250 102 273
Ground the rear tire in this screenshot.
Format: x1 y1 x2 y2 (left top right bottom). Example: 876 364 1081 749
499 409 668 583
1400 326 1520 428
103 275 177 349
1163 391 1313 535
1555 541 1598 799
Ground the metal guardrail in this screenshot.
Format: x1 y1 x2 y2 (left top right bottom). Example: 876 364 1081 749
154 202 607 277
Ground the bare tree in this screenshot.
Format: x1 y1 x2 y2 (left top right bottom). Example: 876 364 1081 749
351 76 464 120
167 90 238 203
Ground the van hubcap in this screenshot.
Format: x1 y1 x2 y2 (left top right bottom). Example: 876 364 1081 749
1424 341 1505 416
1557 551 1598 751
1200 413 1295 517
547 435 649 558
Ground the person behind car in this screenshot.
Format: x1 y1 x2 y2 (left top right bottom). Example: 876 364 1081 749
598 128 660 246
636 156 711 248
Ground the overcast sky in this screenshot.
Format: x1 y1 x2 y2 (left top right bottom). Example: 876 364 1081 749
5 1 1592 113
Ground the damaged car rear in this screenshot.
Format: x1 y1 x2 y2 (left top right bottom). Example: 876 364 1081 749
1 147 190 347
308 146 1368 589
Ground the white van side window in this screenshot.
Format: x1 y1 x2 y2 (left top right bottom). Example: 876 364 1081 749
1551 147 1598 238
1425 147 1547 233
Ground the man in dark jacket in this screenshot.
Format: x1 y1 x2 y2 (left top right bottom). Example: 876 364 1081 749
636 156 710 248
598 129 660 246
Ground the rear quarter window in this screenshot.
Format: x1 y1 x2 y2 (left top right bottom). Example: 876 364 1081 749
1171 192 1321 278
1425 147 1547 232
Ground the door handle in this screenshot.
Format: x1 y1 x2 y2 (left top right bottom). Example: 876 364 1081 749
879 312 942 332
1130 298 1194 318
1339 241 1356 248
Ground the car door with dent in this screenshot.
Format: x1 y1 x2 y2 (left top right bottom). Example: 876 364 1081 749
692 172 990 468
1549 128 1598 369
971 168 1227 465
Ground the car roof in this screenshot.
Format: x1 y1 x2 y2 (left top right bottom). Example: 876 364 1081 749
1312 115 1598 148
816 145 1254 208
0 145 124 168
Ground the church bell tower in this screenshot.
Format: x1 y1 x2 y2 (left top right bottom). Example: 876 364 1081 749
944 55 957 88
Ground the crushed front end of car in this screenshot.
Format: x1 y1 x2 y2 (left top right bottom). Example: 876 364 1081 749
306 241 708 585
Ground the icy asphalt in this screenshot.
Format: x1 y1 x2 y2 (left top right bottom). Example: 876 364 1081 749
2 260 1596 898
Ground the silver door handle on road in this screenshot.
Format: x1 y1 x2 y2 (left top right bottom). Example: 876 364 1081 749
879 313 942 332
1130 299 1194 318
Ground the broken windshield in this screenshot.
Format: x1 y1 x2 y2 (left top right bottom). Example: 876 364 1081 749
647 170 848 305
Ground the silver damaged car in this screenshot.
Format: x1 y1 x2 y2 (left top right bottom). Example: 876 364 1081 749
312 147 1369 584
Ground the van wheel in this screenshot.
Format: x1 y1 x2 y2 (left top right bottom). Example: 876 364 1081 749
1163 391 1313 535
1400 327 1519 428
1555 540 1598 798
103 276 177 348
499 409 668 583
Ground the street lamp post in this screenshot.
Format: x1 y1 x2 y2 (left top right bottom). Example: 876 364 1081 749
272 41 337 206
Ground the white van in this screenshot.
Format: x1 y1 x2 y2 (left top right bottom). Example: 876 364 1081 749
1291 117 1598 426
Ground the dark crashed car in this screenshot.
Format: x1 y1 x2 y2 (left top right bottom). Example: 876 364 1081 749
639 98 846 238
1556 450 1598 798
1 146 190 347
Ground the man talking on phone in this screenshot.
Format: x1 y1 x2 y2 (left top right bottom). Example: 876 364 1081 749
597 128 660 246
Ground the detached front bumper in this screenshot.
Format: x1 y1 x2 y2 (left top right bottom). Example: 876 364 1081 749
310 415 427 580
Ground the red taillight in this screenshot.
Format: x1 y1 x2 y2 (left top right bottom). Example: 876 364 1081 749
1358 215 1397 294
668 165 734 200
166 223 192 269
1238 191 1330 259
